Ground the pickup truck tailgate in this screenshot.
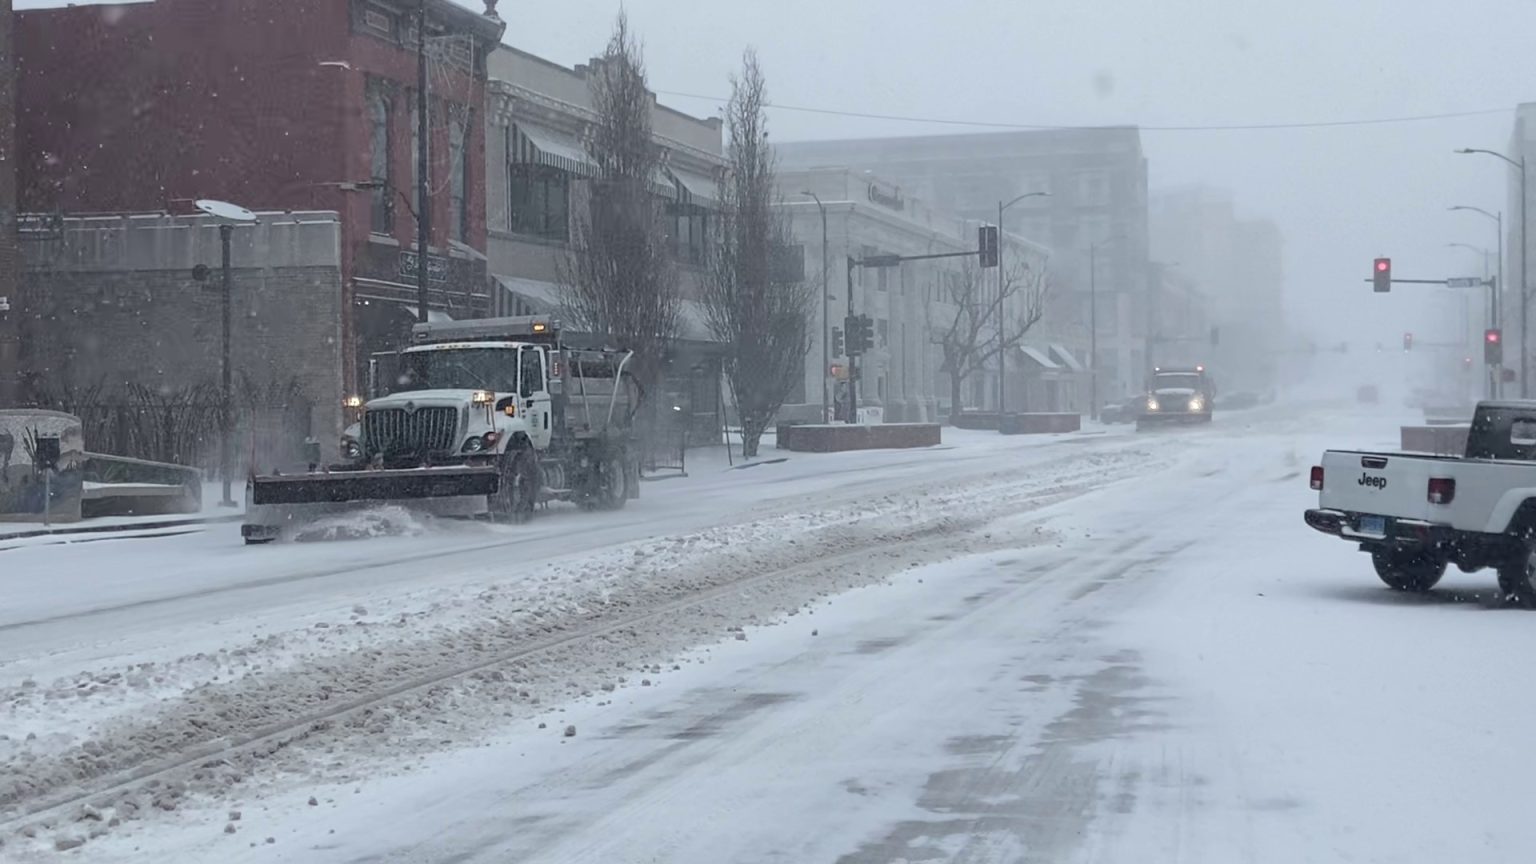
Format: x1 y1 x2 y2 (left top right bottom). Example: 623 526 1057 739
1318 450 1442 522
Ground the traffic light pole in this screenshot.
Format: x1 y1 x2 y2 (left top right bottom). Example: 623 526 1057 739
842 249 980 424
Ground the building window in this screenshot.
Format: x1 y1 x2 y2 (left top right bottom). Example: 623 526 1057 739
667 203 709 265
877 318 889 348
366 82 394 235
508 165 571 241
450 109 472 243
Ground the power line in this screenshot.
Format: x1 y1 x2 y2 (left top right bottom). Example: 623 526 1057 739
653 90 1512 133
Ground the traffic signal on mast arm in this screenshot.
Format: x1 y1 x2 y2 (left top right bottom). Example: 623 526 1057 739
1373 258 1392 293
1485 328 1503 365
832 327 845 357
978 225 999 268
1403 332 1414 352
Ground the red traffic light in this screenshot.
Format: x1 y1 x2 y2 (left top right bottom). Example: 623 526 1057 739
1373 257 1392 292
1486 329 1501 344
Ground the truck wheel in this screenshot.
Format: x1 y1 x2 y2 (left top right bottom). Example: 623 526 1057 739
491 447 539 524
1496 543 1536 608
1371 548 1445 592
580 454 628 511
597 455 628 510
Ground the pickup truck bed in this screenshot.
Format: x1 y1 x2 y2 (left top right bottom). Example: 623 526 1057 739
1305 400 1536 606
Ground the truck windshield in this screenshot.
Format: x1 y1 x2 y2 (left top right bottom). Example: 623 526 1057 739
388 349 517 394
1153 374 1203 390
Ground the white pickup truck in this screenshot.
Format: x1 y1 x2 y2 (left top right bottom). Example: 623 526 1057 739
1305 400 1536 606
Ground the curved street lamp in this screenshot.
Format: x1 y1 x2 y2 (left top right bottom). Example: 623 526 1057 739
1456 148 1527 395
995 191 1051 413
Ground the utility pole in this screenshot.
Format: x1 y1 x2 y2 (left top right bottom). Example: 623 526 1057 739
415 0 431 324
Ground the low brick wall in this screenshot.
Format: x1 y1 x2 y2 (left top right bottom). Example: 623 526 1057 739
1000 413 1082 435
1401 425 1468 456
949 412 1001 431
777 423 942 453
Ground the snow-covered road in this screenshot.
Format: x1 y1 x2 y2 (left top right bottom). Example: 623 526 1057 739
6 406 1533 862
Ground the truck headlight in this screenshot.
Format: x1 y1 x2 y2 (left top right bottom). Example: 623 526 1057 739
461 432 499 453
341 436 363 460
1188 396 1204 412
1146 397 1160 412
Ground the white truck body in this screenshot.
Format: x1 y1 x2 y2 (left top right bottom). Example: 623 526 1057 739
1305 400 1536 604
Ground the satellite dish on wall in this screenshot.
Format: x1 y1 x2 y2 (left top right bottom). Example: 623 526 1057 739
194 199 257 222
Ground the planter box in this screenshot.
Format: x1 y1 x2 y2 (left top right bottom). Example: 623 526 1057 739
777 423 942 453
999 413 1082 435
1401 425 1468 456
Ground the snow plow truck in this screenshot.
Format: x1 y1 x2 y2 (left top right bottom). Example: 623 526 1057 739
242 316 640 544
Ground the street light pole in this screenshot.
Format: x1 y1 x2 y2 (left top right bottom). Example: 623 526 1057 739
994 191 1050 414
194 198 256 506
1457 148 1527 396
1089 242 1099 421
219 223 234 506
803 191 829 422
1450 205 1505 397
846 256 858 421
415 0 431 324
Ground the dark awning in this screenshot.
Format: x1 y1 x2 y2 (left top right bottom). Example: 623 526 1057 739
509 123 594 176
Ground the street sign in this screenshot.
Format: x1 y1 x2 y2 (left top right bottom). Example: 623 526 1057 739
1447 277 1483 288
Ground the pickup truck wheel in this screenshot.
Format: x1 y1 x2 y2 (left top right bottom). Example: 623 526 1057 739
1370 549 1446 592
491 447 539 524
1496 545 1536 608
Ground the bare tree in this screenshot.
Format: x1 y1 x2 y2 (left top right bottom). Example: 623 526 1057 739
932 260 1049 418
700 50 812 459
560 12 678 387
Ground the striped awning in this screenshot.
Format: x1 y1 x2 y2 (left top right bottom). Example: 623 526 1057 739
667 167 719 206
508 123 594 176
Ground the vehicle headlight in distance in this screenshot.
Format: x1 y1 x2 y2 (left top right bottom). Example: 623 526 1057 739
472 390 495 405
1146 397 1160 412
1188 396 1204 411
343 395 364 409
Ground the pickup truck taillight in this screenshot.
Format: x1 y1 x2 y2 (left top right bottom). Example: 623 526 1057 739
1310 466 1324 491
1427 477 1456 505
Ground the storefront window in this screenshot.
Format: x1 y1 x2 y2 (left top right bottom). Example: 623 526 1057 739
508 165 571 241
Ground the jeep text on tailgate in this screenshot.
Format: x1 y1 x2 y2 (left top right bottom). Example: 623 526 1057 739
1305 401 1536 606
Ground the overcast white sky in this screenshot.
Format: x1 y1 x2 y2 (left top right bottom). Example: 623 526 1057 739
17 0 1536 351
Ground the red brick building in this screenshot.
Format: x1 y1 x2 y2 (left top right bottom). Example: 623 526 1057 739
15 0 505 395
